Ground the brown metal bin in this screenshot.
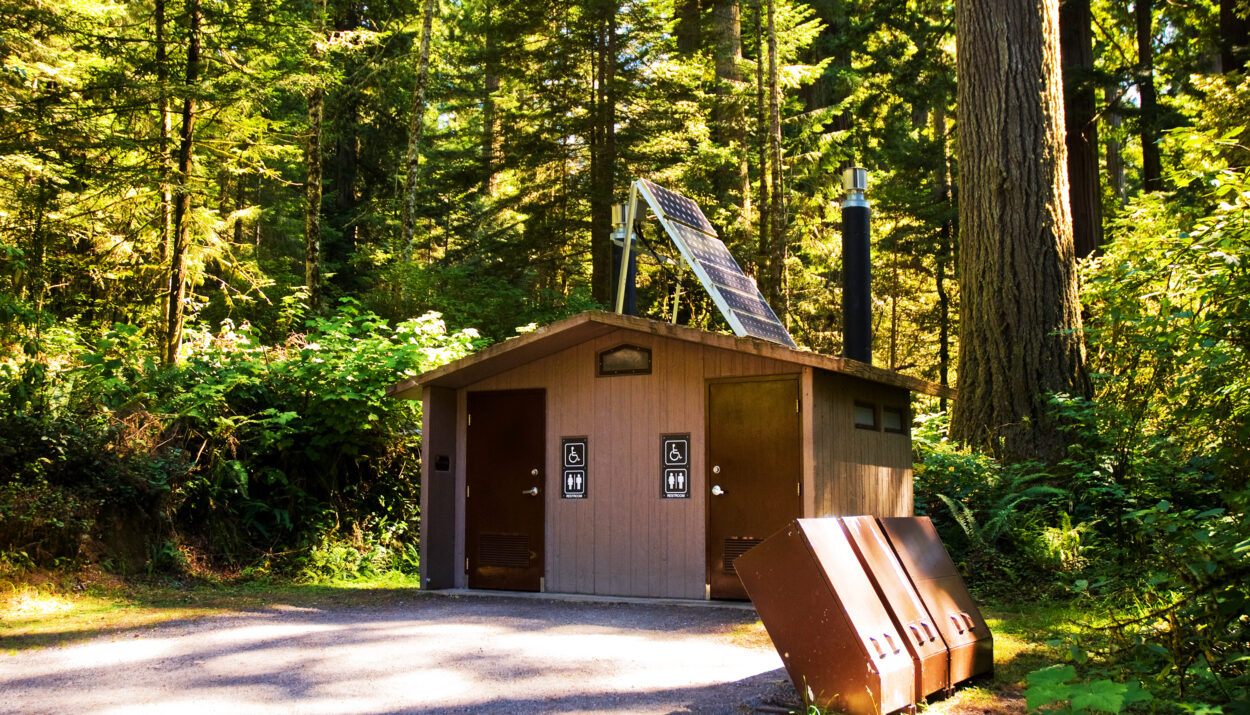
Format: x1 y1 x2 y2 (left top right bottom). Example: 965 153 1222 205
840 516 951 699
878 516 994 684
735 518 914 715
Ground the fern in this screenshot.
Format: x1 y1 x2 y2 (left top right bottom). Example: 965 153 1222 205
938 483 1066 550
937 493 987 549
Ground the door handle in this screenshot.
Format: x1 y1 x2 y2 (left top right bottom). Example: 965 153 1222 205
522 487 539 496
711 485 726 496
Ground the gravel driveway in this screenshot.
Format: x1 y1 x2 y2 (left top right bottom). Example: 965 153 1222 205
0 592 795 714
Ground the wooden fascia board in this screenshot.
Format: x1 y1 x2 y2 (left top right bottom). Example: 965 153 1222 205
386 310 955 400
386 313 615 397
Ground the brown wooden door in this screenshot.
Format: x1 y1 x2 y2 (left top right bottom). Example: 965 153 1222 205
706 377 802 599
466 389 545 591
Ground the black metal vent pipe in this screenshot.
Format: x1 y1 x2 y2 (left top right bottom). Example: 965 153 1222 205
610 203 637 315
841 167 872 364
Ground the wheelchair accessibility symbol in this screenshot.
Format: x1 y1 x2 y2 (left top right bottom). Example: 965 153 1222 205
663 439 687 466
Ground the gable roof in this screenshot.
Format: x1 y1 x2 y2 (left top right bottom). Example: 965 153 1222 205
387 310 953 399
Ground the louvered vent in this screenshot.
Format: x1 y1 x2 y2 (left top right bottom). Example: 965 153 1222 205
479 533 530 568
723 537 764 573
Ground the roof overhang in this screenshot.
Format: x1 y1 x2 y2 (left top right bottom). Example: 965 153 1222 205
386 311 954 400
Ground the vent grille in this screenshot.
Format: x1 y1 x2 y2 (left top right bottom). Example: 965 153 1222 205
479 533 530 569
723 537 764 573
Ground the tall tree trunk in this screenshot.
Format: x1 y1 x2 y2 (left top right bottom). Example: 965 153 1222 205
754 0 770 285
164 0 201 365
234 177 245 245
1221 0 1250 72
401 0 437 257
889 245 899 370
482 14 500 198
305 0 326 311
951 0 1091 463
1060 0 1102 258
933 105 953 412
676 0 702 55
765 0 787 322
155 0 172 345
331 1 361 253
798 0 852 140
1105 86 1127 209
1135 0 1163 192
333 127 359 243
589 0 618 306
712 0 749 246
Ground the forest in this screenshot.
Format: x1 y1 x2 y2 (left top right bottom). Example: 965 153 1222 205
1 0 1248 710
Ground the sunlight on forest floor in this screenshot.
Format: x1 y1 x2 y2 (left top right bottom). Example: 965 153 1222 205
0 572 424 654
4 589 76 617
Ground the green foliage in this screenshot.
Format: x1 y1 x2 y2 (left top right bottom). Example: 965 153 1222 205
382 261 600 341
921 388 1249 707
1089 496 1250 709
913 411 1076 595
0 338 182 568
1083 137 1250 492
0 302 477 573
1025 665 1153 714
299 517 420 583
988 131 1250 712
164 302 479 562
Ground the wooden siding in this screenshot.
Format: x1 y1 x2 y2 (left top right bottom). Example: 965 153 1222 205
452 328 794 599
420 386 459 589
810 371 913 518
800 368 817 517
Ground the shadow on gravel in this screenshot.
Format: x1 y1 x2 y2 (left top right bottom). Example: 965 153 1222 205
1 591 794 714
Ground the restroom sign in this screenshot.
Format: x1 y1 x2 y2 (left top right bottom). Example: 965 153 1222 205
661 433 690 498
561 437 588 499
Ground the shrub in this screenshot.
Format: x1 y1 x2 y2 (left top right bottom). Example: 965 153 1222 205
0 302 479 574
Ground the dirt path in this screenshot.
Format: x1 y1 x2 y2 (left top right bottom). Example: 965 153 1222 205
0 592 795 714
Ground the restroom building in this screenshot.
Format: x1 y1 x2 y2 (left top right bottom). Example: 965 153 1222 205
387 310 950 600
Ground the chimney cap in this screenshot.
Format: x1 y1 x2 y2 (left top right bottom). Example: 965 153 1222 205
842 167 868 193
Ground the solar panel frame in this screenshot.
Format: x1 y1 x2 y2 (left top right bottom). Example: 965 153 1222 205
634 180 797 349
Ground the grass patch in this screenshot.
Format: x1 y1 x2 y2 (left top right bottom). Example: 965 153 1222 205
0 571 423 654
726 619 775 650
918 601 1083 715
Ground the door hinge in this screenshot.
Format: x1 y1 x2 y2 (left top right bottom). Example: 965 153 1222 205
465 557 469 573
797 481 801 496
466 484 471 499
467 413 472 426
796 398 801 414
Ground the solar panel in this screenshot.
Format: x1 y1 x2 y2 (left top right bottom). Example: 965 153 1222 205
633 180 797 349
639 180 718 236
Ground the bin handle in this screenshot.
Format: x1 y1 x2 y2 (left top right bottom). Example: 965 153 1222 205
950 613 966 633
920 621 935 641
883 632 900 654
868 636 886 658
909 624 924 645
961 611 976 630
